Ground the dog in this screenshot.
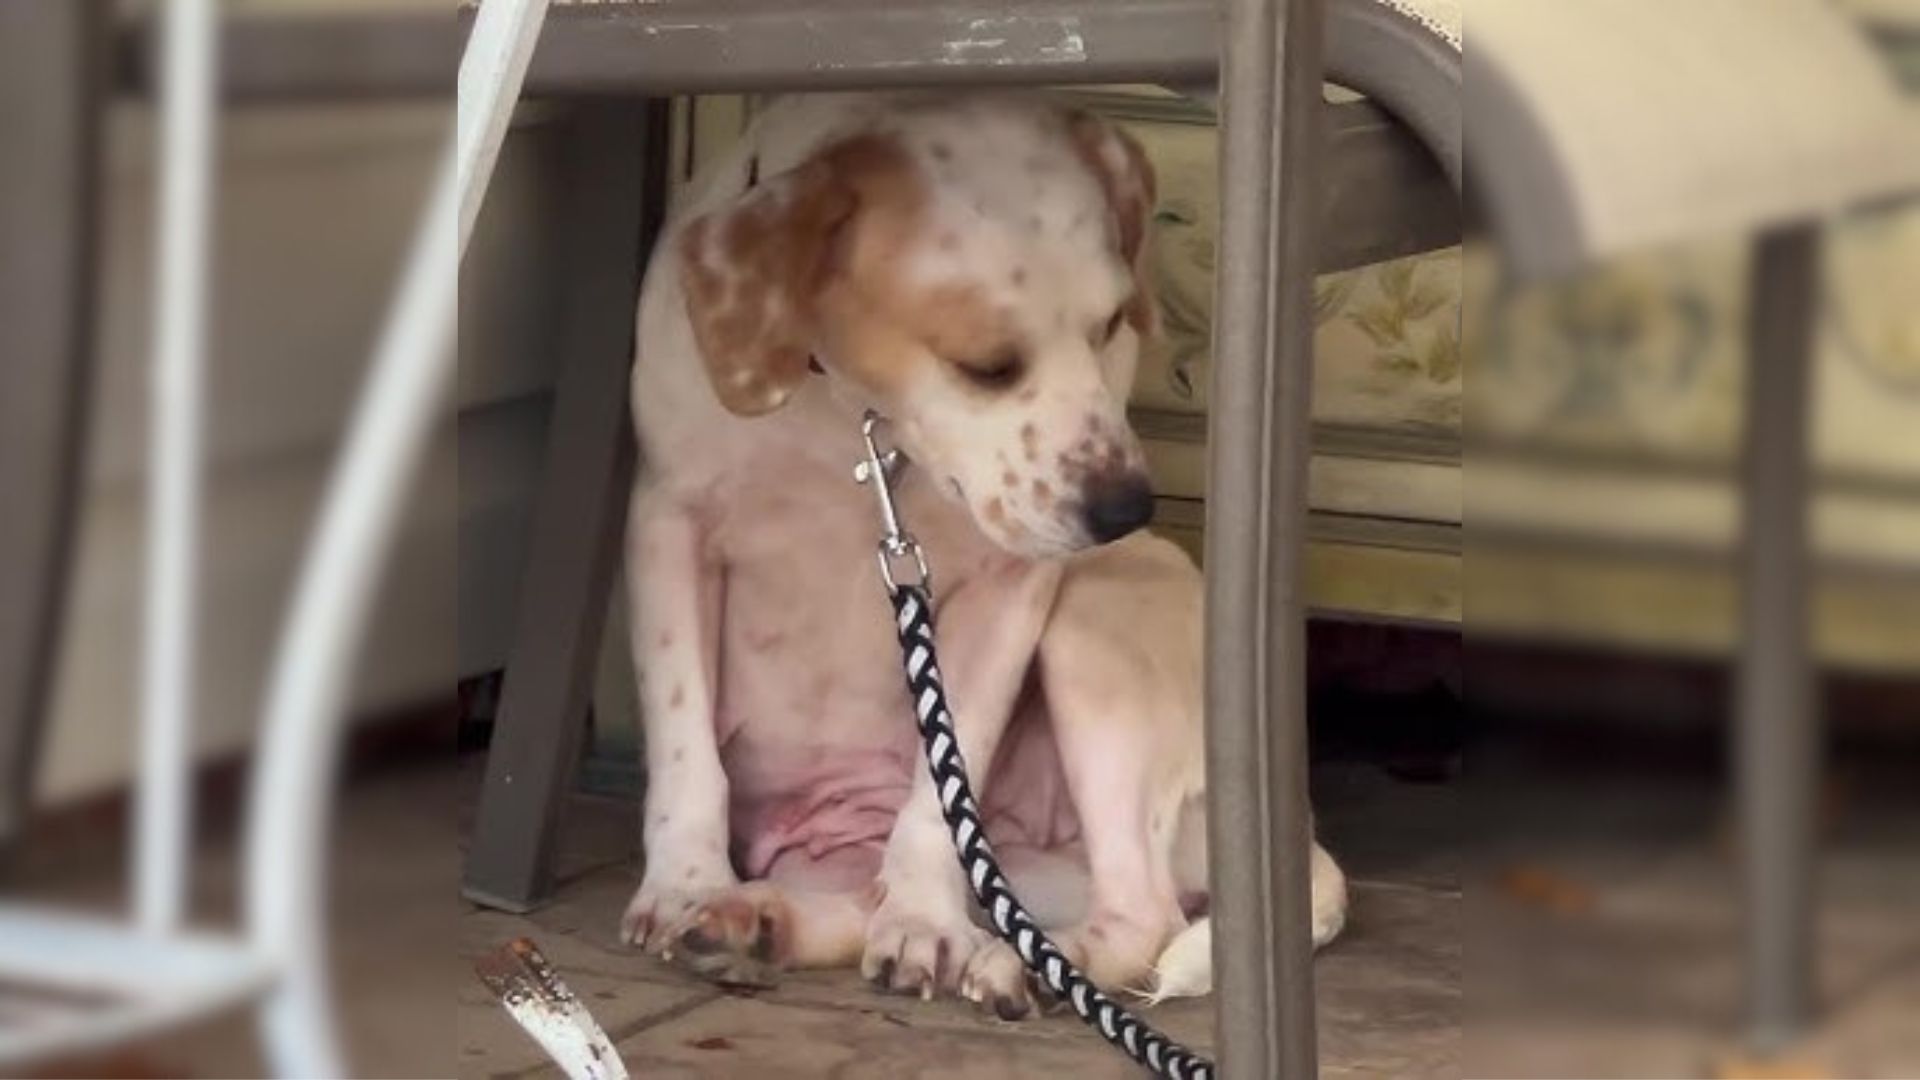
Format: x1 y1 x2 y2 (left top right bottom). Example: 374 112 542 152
618 92 1346 1015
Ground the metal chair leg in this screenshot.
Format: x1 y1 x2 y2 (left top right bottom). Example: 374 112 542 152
0 0 107 860
463 101 669 912
1737 225 1823 1050
1206 0 1327 1075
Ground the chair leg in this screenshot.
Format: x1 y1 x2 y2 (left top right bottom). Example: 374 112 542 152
462 101 669 912
0 0 107 861
258 970 346 1080
1737 225 1823 1050
1206 0 1327 1075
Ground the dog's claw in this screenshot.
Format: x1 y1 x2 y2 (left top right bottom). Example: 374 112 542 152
992 994 1031 1022
678 924 724 956
621 904 659 950
958 940 1031 1019
621 866 735 957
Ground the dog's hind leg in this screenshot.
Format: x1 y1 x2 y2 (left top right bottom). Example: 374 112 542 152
969 537 1202 999
1035 627 1196 994
1149 836 1347 1001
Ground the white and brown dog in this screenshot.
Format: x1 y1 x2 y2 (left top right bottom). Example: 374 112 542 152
619 92 1345 1015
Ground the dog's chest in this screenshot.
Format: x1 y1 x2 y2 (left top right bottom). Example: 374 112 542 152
702 445 1001 750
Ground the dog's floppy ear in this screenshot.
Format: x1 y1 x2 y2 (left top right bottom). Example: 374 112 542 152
677 143 869 416
1068 112 1160 337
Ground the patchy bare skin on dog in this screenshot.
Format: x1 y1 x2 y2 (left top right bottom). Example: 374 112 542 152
620 92 1345 1015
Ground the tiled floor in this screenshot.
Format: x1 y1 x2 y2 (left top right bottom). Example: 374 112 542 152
455 758 1463 1080
456 730 1920 1080
21 721 1918 1078
1456 736 1920 1079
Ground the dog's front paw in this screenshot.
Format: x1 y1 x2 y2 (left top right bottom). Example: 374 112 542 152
959 941 1035 1020
620 860 737 953
652 882 793 988
859 891 989 1000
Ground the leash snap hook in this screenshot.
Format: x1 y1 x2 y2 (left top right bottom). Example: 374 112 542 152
854 411 929 593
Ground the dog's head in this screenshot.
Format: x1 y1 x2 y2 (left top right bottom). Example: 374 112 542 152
676 99 1160 558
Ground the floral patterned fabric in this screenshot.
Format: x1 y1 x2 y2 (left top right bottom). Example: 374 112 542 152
1114 86 1920 491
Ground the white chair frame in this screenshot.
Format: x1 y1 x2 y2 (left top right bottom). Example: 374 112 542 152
0 1 548 1073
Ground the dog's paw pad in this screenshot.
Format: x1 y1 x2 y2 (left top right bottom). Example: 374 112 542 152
657 884 793 988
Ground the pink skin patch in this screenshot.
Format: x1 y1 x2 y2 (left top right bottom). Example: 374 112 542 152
725 742 918 877
722 697 1082 881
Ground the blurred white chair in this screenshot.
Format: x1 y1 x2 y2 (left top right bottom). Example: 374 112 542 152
1467 1 1919 1048
0 0 546 1074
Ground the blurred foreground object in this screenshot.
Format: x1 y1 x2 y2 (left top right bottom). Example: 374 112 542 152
1467 0 1920 282
474 937 629 1080
1465 0 1920 1067
0 0 539 1072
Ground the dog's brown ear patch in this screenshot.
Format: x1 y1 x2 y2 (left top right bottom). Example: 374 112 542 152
1067 112 1160 336
678 157 851 415
678 136 912 416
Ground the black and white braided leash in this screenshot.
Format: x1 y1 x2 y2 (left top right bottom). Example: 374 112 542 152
856 413 1216 1080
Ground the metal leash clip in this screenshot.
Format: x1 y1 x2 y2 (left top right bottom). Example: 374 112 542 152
854 411 930 593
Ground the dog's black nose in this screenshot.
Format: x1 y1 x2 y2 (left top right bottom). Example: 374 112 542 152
1080 471 1155 544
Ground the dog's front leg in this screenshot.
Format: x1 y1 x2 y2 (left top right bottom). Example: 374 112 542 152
861 560 1062 1004
619 483 737 951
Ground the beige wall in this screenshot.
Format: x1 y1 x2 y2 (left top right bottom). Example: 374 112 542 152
37 101 561 806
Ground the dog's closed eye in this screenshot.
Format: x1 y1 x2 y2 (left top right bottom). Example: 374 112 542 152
1094 307 1126 347
951 348 1025 391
